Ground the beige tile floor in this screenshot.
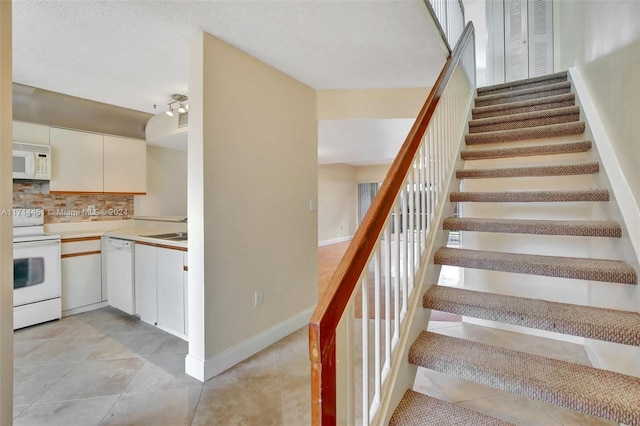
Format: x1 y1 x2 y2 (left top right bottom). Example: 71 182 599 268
13 308 310 426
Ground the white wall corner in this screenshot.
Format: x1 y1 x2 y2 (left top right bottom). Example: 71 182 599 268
186 306 315 382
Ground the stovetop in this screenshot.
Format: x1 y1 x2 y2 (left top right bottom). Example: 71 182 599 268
13 208 60 243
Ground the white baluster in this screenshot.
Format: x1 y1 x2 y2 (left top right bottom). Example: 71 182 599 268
374 245 381 406
361 272 369 425
384 223 392 369
393 201 401 343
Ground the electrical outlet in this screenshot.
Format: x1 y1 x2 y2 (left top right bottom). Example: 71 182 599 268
254 290 264 306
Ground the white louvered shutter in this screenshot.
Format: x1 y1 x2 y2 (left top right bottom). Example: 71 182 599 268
504 0 529 82
528 0 554 77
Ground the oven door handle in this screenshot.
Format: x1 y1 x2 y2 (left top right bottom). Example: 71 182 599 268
14 240 61 249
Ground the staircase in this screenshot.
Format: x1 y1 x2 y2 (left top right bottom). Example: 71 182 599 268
390 71 640 425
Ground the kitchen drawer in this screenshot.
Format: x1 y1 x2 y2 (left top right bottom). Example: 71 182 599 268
61 236 101 255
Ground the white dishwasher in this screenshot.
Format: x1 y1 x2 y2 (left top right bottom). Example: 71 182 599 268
103 237 135 315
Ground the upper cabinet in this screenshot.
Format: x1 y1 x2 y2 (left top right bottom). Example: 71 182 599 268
49 127 147 194
50 127 103 193
13 121 50 145
104 136 147 194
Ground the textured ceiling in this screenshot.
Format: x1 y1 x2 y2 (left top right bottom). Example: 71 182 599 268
12 0 448 114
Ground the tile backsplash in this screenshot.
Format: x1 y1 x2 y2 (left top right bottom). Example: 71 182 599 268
14 182 134 224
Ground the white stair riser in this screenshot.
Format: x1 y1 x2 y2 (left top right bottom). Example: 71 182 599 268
462 268 589 306
460 174 599 192
464 133 584 150
461 232 624 260
458 201 611 221
462 318 585 345
462 151 592 169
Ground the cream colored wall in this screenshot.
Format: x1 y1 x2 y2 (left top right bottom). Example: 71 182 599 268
356 164 391 183
318 164 357 242
0 2 12 423
317 88 429 120
545 1 640 373
134 145 187 216
554 0 640 206
317 164 391 243
188 31 317 367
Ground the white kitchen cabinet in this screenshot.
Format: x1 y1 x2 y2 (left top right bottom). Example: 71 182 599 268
50 127 104 193
134 242 158 325
133 242 186 338
49 128 147 194
13 121 50 145
103 135 147 194
157 247 185 335
61 237 102 313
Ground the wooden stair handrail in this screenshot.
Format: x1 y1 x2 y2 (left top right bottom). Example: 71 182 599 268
308 22 475 424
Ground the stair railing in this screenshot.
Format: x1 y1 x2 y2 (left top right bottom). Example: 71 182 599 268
309 22 476 425
427 0 466 53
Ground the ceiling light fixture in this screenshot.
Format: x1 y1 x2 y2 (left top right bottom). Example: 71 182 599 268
165 94 189 117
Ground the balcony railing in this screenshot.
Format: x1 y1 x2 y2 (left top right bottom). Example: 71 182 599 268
427 0 466 53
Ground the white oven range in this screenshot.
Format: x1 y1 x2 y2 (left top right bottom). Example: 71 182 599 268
13 208 62 330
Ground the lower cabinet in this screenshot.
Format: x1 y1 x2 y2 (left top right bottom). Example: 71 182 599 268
61 237 103 313
134 242 158 325
157 247 185 335
134 242 187 339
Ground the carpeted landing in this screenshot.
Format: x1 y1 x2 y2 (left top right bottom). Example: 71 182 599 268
392 71 640 425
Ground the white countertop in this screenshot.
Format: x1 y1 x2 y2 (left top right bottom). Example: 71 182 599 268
103 227 187 249
133 216 186 223
46 219 188 249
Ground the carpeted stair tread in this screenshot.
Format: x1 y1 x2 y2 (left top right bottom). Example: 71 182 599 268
468 106 580 133
477 71 568 97
465 121 585 145
450 189 609 203
390 390 515 426
456 162 599 179
433 247 637 284
461 140 592 160
443 217 621 237
409 332 640 425
423 286 640 345
475 81 572 108
472 93 575 120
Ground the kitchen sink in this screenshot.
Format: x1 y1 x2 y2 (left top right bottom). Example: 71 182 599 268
143 232 188 242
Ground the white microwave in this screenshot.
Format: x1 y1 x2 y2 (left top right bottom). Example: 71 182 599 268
13 142 51 181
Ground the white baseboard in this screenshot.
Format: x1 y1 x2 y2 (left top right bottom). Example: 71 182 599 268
318 236 352 247
62 301 108 317
185 306 314 382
